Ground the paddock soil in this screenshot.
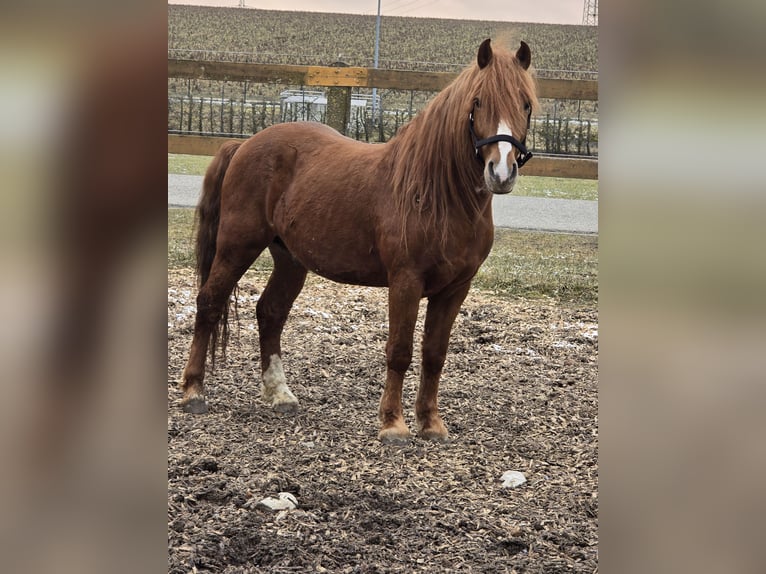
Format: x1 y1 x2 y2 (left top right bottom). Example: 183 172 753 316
168 269 598 573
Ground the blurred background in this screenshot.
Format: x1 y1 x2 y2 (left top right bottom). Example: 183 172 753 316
0 3 166 573
0 0 764 572
600 0 766 573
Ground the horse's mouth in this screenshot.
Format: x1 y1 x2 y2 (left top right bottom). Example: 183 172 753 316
484 160 518 195
487 177 516 195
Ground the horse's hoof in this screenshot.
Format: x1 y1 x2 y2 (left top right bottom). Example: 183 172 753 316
272 400 299 414
416 416 449 443
378 428 412 445
182 397 208 414
418 429 451 444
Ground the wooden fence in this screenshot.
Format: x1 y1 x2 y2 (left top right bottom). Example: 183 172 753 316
168 59 598 179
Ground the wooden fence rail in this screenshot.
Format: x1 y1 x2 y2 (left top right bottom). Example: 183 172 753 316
168 59 598 180
168 59 598 99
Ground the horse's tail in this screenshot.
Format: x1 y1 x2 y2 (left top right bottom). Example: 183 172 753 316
195 140 242 364
196 140 241 286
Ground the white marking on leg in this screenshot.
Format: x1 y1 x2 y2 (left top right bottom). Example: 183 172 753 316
261 354 298 408
494 120 514 182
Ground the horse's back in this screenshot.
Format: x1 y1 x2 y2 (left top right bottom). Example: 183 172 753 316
246 121 359 155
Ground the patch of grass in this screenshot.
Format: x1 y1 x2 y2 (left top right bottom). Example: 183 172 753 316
168 210 597 303
514 175 598 201
474 229 598 302
168 208 197 269
168 154 211 176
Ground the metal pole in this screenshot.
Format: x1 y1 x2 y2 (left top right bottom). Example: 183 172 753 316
372 0 381 124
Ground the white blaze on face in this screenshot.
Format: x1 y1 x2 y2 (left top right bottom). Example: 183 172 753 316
494 120 515 182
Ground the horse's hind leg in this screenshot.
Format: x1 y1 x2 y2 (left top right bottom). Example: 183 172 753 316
180 245 262 413
256 241 308 412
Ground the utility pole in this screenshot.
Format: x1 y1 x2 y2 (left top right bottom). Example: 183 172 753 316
372 0 381 124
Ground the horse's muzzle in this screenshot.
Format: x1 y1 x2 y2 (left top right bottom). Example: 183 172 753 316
485 159 518 194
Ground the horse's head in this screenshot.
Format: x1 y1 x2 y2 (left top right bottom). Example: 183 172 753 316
469 39 537 195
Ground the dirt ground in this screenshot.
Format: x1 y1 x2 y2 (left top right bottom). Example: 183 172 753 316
168 269 598 573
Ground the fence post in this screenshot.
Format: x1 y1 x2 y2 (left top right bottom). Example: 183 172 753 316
326 60 352 135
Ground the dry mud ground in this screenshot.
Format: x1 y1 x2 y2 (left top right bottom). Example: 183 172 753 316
168 269 598 573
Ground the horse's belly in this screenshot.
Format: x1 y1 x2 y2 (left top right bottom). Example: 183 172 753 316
273 178 390 286
297 251 389 287
280 231 389 287
315 267 389 287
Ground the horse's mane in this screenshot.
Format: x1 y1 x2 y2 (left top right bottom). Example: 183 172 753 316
387 43 538 248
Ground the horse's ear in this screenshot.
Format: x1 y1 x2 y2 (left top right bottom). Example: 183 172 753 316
515 41 531 70
477 38 493 69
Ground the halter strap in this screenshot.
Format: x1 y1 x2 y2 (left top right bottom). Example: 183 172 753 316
469 100 533 169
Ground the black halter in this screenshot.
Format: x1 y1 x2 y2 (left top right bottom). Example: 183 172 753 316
469 99 533 169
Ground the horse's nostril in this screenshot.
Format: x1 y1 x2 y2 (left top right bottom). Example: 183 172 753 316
488 160 495 178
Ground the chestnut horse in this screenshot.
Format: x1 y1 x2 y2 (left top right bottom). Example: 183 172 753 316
180 39 538 443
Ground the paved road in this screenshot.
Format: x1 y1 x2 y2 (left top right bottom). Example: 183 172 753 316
169 174 597 234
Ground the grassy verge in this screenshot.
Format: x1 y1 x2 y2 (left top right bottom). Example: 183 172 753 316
169 208 597 303
513 174 598 201
168 154 212 176
168 208 196 269
473 229 598 302
168 154 598 201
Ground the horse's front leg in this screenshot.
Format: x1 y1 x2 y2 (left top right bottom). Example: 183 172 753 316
378 275 423 444
417 282 472 442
